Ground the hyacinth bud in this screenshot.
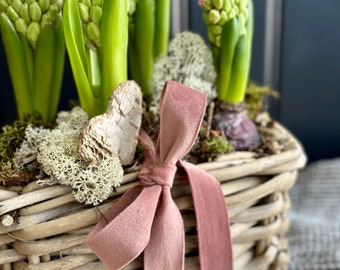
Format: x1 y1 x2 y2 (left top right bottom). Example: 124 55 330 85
86 21 101 48
215 34 221 47
212 0 223 9
208 24 222 47
40 4 60 27
78 0 103 50
218 10 227 25
29 2 42 22
228 7 237 18
7 6 20 21
208 9 220 24
12 0 22 13
209 24 222 35
92 0 101 6
0 1 8 12
40 10 54 27
78 2 89 22
38 0 49 12
90 5 102 24
200 0 249 47
201 0 211 12
26 21 40 47
15 18 28 35
207 28 215 45
20 3 30 24
55 0 63 10
47 4 58 19
82 0 91 8
1 0 64 48
223 0 231 13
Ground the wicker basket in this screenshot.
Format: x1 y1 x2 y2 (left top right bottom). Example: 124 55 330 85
0 122 306 270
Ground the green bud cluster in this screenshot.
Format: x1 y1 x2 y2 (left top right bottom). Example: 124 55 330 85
127 0 138 36
77 0 102 50
201 0 248 47
0 0 63 48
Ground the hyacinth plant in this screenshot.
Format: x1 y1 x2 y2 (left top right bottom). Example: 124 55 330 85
0 0 65 123
199 0 260 150
63 0 128 118
128 0 170 97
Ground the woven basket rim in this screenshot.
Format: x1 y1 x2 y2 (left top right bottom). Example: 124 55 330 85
0 121 307 269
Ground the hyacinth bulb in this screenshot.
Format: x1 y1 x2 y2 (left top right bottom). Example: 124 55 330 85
213 102 260 151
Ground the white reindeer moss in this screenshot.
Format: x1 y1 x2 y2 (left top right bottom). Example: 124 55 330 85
14 125 50 173
150 31 217 108
15 107 124 205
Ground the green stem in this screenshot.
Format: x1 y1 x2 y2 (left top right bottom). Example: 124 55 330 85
133 0 155 96
225 0 254 103
0 13 33 119
217 17 240 101
64 0 95 117
128 35 141 84
154 0 170 58
48 17 65 122
88 48 101 99
211 44 220 72
33 25 56 121
19 34 34 96
101 0 128 111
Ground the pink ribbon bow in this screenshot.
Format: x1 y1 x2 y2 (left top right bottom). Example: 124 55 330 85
85 81 233 270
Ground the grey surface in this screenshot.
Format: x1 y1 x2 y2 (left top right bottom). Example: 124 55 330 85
288 158 340 269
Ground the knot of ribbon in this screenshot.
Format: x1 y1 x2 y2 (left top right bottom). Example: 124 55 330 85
85 81 233 270
139 163 177 187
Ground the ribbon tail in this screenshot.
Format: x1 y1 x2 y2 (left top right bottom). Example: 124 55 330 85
180 161 233 270
85 185 162 269
144 187 185 270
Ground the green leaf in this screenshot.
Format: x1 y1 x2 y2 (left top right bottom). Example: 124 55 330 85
101 0 128 111
64 0 94 116
217 16 240 101
33 25 56 121
154 0 170 58
48 16 66 122
131 0 155 96
0 13 33 119
225 0 254 103
128 35 141 85
88 48 101 99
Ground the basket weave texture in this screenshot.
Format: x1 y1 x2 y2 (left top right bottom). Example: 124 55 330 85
0 122 306 270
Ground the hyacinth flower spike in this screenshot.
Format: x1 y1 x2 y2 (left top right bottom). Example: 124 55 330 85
0 0 65 123
128 0 170 97
199 0 260 150
64 0 128 118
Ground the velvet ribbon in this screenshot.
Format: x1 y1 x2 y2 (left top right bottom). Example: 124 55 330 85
85 81 233 270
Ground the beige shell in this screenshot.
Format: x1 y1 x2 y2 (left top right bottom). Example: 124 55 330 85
78 81 143 166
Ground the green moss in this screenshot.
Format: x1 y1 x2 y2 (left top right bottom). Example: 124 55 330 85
0 112 48 170
190 129 233 163
245 81 280 120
